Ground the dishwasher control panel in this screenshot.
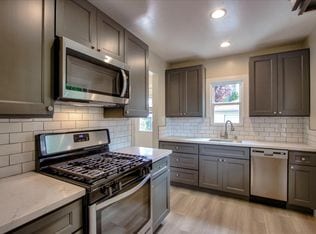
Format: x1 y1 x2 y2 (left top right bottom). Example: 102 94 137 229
251 148 288 159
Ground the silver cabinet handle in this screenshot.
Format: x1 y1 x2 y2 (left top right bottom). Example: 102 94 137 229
120 69 128 97
279 111 282 114
273 112 277 115
290 166 294 170
176 173 179 177
183 113 186 116
301 157 306 161
176 158 179 162
175 146 179 150
47 106 54 112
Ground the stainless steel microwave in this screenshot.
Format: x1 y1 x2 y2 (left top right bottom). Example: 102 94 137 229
57 37 130 106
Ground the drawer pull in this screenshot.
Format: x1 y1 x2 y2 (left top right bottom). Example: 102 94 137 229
291 166 294 170
301 157 306 161
176 173 179 177
176 158 179 162
175 146 179 150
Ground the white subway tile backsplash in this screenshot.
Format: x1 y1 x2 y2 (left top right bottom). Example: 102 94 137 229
0 104 131 179
0 123 21 133
0 143 21 156
10 152 33 165
0 164 22 178
22 122 43 132
161 117 307 143
10 132 33 143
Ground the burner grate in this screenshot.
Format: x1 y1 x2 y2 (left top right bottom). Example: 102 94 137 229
48 152 146 183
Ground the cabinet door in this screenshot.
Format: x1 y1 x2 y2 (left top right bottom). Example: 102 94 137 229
124 31 149 117
97 11 125 62
165 70 183 117
222 158 249 196
182 66 204 117
277 49 310 116
249 55 278 116
0 0 54 117
199 155 222 191
289 165 316 208
152 170 170 231
56 0 97 48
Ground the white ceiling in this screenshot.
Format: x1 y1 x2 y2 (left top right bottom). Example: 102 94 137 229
89 0 316 62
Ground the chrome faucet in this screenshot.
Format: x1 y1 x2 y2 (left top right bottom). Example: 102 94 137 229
221 120 235 139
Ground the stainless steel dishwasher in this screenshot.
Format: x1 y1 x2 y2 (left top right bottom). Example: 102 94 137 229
251 148 288 201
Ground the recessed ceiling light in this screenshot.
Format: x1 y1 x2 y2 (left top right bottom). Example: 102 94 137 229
220 41 231 48
210 9 226 19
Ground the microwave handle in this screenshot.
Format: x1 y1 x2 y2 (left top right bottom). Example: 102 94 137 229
120 69 128 97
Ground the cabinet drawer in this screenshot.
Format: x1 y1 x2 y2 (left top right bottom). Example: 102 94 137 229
12 199 82 234
170 167 198 186
170 153 198 170
152 157 169 178
199 145 249 159
289 151 316 166
160 141 198 154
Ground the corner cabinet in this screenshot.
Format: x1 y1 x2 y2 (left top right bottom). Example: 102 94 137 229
0 0 54 117
249 49 310 117
165 65 205 117
288 151 316 209
152 157 170 231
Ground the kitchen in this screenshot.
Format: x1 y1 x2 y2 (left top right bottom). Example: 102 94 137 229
0 0 316 233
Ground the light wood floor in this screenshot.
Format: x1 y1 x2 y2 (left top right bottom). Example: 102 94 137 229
156 186 316 234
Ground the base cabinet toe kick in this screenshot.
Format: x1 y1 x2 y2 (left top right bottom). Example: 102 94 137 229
160 141 316 213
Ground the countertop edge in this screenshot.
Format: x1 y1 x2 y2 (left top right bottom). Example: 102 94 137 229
159 137 316 152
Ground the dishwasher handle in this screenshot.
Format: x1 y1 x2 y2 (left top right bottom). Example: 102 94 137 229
251 148 288 159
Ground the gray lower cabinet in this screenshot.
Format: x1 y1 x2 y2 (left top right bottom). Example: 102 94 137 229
222 158 249 196
152 157 170 231
0 0 54 117
11 199 83 234
288 151 316 209
199 145 250 196
170 167 199 186
56 0 97 48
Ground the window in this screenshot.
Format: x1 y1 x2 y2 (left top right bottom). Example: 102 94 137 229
139 74 153 132
211 81 242 124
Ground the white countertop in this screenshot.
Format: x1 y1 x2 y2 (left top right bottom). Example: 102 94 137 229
159 136 316 152
115 147 172 162
0 172 86 234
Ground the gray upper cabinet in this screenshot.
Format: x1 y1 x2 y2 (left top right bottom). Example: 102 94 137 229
56 0 97 49
249 49 310 117
123 31 149 117
165 65 205 117
0 0 54 117
277 49 310 116
96 11 125 62
249 54 278 116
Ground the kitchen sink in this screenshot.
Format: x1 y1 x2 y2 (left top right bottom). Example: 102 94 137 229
208 138 242 143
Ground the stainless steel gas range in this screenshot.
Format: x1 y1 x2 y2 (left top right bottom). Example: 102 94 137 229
36 129 152 234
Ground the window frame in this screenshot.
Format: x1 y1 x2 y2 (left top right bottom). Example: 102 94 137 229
209 79 244 126
138 72 153 132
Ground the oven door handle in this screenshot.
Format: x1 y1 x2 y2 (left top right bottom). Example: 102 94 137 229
120 69 128 98
96 174 150 211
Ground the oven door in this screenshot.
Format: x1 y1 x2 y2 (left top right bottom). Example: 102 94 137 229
59 37 130 105
89 174 152 234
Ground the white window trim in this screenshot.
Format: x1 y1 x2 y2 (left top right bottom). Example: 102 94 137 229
207 76 246 127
